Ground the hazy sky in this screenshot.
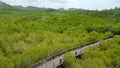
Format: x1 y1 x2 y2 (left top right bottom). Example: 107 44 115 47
0 0 120 10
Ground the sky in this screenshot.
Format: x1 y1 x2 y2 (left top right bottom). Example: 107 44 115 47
0 0 120 10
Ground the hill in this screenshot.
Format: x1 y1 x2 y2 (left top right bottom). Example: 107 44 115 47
0 1 56 11
0 1 19 10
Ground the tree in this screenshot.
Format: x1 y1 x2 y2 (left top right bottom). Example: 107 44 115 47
62 52 75 68
81 58 106 68
0 56 14 68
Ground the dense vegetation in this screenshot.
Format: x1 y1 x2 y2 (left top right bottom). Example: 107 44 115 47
62 35 120 68
0 7 120 68
61 9 120 68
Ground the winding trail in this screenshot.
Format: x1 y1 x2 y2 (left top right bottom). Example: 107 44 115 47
27 37 112 68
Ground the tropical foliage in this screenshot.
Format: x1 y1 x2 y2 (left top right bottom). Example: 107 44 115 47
62 35 120 68
0 8 119 68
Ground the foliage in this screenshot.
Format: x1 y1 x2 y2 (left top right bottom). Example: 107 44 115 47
0 9 119 68
0 55 14 68
62 52 75 68
63 36 120 68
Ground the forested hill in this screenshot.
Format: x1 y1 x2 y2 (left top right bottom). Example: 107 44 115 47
0 1 120 11
0 1 56 11
0 1 19 10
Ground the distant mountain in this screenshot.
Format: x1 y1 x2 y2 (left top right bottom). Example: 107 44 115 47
0 1 56 11
13 6 49 11
0 1 119 11
0 1 19 10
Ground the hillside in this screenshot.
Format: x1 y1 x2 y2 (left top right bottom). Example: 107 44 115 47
0 1 56 11
0 1 19 10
